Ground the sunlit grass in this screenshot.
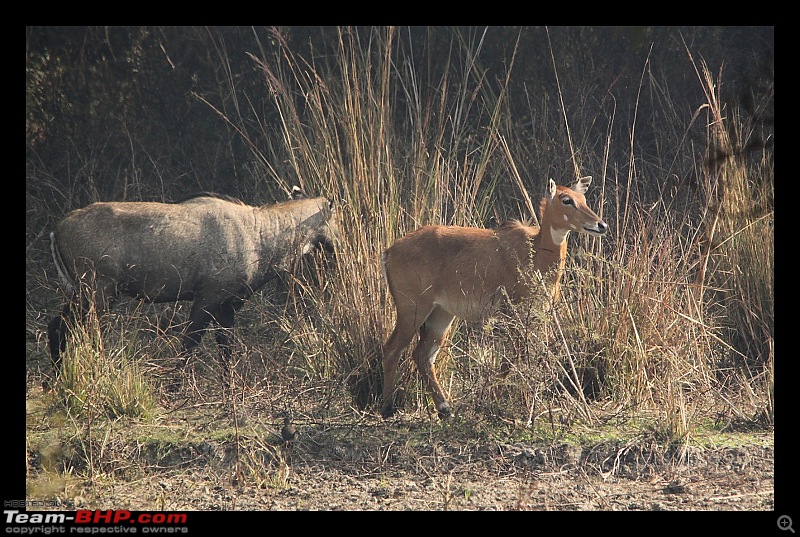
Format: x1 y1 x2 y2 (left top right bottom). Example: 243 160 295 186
227 28 773 445
32 27 773 449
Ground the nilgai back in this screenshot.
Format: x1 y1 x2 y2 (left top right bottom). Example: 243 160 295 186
48 188 338 381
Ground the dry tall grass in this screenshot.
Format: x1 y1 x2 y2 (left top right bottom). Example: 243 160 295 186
203 27 772 442
37 27 772 447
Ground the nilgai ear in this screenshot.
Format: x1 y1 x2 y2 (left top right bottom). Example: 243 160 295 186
291 186 306 200
547 178 557 200
573 176 592 194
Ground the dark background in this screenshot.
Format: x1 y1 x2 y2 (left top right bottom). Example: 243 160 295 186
26 26 773 209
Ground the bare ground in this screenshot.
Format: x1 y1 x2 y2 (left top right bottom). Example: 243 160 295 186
25 362 774 512
69 429 773 512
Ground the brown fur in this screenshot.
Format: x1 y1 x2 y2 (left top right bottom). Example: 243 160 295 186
380 177 607 419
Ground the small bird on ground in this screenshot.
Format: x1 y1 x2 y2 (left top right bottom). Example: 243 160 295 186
281 416 298 443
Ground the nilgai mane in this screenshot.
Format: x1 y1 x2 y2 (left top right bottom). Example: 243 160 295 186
47 187 338 380
380 176 608 419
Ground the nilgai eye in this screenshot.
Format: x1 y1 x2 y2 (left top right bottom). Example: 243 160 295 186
562 197 574 206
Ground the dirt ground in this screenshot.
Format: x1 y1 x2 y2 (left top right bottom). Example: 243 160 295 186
25 380 774 513
23 316 774 514
77 434 773 512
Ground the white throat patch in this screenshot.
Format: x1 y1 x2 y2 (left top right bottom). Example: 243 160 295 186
549 226 570 245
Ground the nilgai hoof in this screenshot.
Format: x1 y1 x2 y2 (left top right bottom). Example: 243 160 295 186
437 405 452 420
381 404 396 420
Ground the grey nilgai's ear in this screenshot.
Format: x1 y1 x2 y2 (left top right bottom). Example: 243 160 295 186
291 186 306 200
